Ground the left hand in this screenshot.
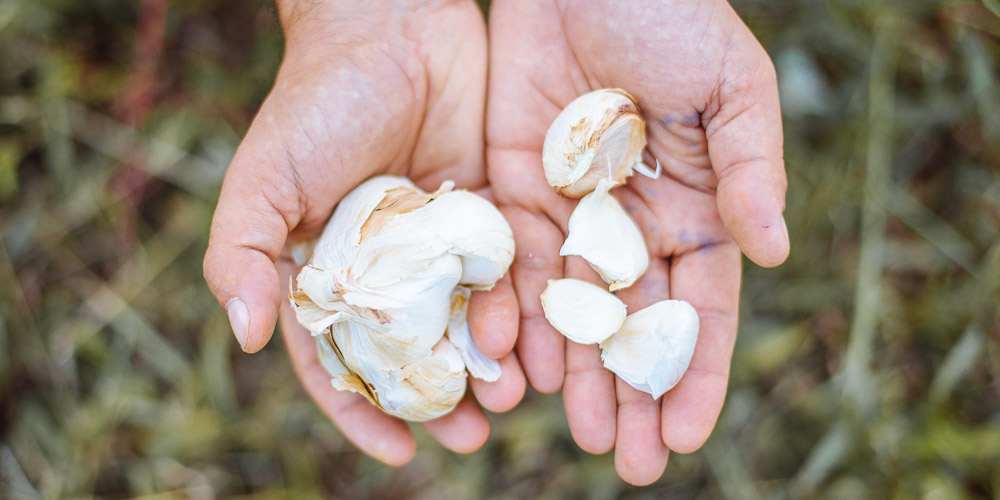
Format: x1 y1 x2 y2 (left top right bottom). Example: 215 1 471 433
484 0 789 485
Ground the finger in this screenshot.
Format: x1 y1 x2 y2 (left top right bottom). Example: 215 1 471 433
204 133 297 353
408 0 489 190
469 352 526 413
705 29 789 268
468 273 518 359
422 392 490 454
503 206 567 393
614 378 669 486
561 256 617 454
278 261 415 465
608 258 672 485
661 241 741 453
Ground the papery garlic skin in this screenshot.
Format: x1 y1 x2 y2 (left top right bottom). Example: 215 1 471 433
540 278 627 344
290 176 512 421
542 88 647 198
560 178 649 291
600 300 700 399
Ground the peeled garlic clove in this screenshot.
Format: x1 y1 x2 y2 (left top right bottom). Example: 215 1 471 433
600 300 700 399
290 175 514 421
560 178 649 291
542 88 647 198
540 278 627 344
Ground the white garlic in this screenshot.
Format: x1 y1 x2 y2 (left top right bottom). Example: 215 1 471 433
539 88 699 399
560 177 649 291
542 88 658 198
600 300 700 399
290 176 512 421
540 278 627 345
445 287 502 381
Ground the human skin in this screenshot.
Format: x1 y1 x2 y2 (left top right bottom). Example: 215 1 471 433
486 0 789 486
202 0 526 465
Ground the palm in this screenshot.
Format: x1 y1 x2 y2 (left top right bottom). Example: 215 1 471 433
250 18 486 241
486 0 788 485
206 1 524 466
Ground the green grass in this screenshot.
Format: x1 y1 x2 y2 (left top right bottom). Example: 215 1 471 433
1 0 999 497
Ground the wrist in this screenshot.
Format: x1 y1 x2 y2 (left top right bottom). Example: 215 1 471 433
275 0 468 50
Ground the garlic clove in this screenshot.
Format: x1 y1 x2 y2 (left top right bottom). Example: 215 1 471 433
600 299 700 399
308 175 417 270
329 320 467 422
445 288 501 382
542 88 647 198
314 333 381 405
540 278 628 345
560 178 649 291
378 189 516 289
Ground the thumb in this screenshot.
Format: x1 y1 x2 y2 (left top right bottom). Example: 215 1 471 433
203 125 296 353
706 32 789 268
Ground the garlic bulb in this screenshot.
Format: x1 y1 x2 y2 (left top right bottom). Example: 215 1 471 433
542 88 655 198
600 300 700 399
290 176 513 421
560 178 649 291
540 278 627 344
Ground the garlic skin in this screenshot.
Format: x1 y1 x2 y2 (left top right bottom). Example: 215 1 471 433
600 300 700 399
560 178 649 291
542 88 647 198
290 176 512 421
540 278 627 345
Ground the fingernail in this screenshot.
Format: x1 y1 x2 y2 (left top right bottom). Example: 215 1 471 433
226 297 249 350
780 215 789 243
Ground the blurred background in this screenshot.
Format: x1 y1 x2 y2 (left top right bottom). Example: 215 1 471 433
1 0 998 497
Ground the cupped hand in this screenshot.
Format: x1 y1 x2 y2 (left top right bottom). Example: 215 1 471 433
486 0 789 485
203 0 525 466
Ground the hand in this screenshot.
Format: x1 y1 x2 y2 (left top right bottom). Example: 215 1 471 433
486 0 789 485
203 0 525 465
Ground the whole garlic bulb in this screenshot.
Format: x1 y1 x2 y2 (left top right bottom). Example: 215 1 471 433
542 88 648 198
290 176 513 421
560 177 649 291
600 300 700 399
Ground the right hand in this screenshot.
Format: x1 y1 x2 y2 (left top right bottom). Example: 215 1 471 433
202 0 525 465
